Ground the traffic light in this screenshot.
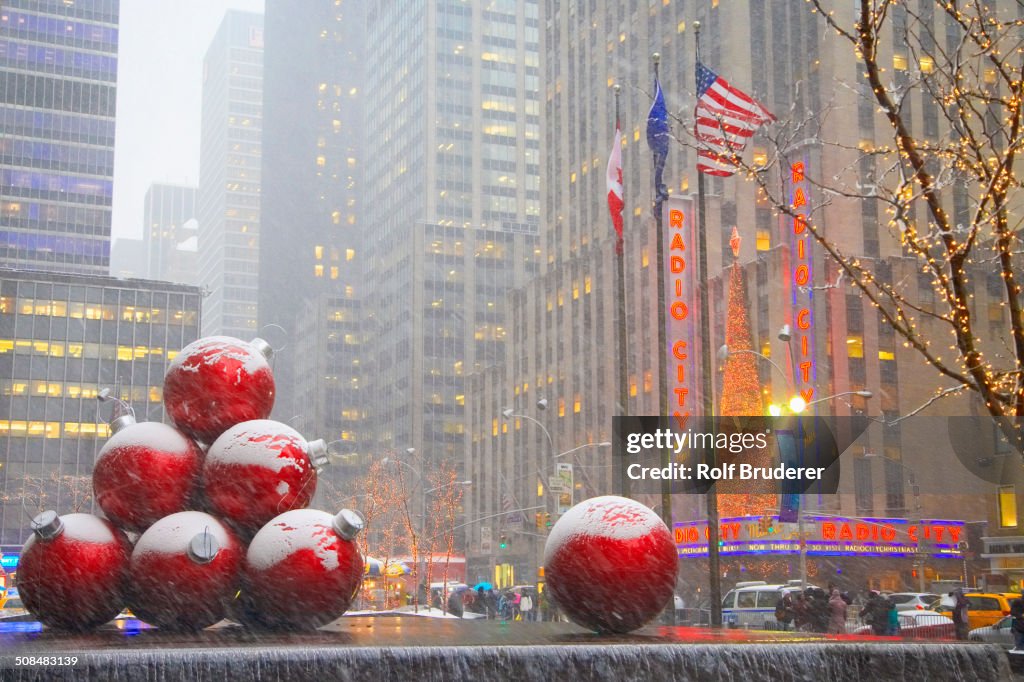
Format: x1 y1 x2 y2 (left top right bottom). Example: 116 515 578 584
535 512 543 530
758 516 769 533
544 512 552 529
766 518 775 535
499 533 508 549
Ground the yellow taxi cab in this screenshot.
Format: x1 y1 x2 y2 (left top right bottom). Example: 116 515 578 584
934 592 1012 630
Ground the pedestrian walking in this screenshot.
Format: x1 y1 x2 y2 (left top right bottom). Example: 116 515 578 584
885 597 900 636
775 593 795 631
952 589 970 640
520 592 534 621
859 590 887 636
828 589 847 634
1009 594 1024 651
793 593 809 631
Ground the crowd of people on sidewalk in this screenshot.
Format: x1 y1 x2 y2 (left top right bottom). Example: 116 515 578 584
773 582 853 634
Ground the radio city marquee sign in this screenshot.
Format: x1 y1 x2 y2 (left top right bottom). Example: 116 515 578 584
664 196 698 425
673 515 966 558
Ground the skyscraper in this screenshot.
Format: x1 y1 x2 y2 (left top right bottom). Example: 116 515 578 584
0 0 119 275
197 10 263 339
258 2 366 457
362 0 542 473
143 182 197 284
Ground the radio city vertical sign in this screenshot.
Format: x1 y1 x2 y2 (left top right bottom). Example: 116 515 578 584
788 160 816 405
664 196 699 424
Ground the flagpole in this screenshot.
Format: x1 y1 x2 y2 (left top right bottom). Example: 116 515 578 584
650 53 672 547
613 84 631 499
693 20 723 629
649 54 676 628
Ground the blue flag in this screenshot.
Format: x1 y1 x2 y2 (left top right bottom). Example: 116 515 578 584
646 78 670 201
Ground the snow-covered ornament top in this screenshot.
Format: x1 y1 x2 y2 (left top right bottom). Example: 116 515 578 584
163 335 276 444
93 413 204 533
241 508 364 629
202 420 329 535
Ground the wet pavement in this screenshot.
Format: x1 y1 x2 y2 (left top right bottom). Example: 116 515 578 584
0 616 1014 681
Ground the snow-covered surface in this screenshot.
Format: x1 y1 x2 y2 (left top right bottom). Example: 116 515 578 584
207 420 308 473
132 511 231 558
58 514 118 545
99 421 196 458
544 495 667 564
247 509 340 572
167 336 269 382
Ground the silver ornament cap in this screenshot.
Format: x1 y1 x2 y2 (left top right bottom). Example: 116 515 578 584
250 337 274 361
307 439 329 473
31 510 64 541
332 509 364 541
110 413 137 434
186 530 220 564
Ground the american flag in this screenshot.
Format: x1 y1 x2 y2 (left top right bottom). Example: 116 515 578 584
694 61 775 177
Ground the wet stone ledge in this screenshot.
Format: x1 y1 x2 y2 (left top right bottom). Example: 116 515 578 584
0 618 1013 682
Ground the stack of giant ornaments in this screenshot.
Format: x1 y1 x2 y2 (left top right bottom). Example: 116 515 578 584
16 336 365 631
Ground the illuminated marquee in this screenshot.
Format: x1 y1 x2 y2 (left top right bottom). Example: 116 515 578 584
664 196 698 424
673 515 965 558
789 161 816 405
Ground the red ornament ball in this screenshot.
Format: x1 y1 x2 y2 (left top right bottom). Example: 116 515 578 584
19 512 132 630
242 508 364 629
163 336 275 444
544 495 677 633
127 512 243 630
203 420 325 535
93 418 204 533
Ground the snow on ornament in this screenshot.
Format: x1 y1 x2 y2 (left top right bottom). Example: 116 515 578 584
163 336 276 444
240 508 364 630
202 420 329 535
127 512 242 630
543 495 677 633
18 511 132 630
93 415 204 533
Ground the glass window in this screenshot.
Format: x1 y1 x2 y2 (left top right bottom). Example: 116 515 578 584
756 591 781 608
999 486 1018 528
736 591 756 608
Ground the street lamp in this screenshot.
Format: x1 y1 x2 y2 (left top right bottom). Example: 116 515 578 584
862 451 925 591
552 442 612 459
718 344 791 389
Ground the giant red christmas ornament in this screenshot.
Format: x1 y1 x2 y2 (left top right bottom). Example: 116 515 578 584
163 336 276 444
544 495 677 633
241 508 364 629
93 416 204 533
202 420 329 535
127 512 242 630
19 512 132 630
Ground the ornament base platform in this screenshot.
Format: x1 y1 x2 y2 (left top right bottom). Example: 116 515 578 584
0 616 1015 681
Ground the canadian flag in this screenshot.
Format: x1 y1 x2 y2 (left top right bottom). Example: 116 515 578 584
606 122 624 254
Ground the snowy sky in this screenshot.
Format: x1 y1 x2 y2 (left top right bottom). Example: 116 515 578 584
111 0 264 242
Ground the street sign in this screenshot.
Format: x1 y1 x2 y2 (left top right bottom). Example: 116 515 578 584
548 476 567 493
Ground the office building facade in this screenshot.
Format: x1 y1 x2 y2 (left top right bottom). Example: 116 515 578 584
143 182 197 284
0 0 119 275
361 0 542 481
0 268 201 549
197 10 263 339
258 2 366 458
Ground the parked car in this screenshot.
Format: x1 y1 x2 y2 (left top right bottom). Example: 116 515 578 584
721 580 814 630
853 610 954 639
969 616 1015 648
933 592 1012 630
886 592 941 612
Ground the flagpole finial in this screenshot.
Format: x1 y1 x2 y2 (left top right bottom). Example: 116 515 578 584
693 20 701 33
613 84 620 95
652 52 660 66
